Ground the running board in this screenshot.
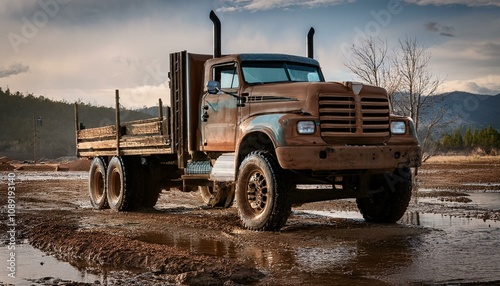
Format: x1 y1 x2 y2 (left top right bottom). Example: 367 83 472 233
210 153 236 182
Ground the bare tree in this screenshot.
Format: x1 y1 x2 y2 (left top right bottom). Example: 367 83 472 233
392 36 441 129
344 37 400 108
392 36 455 163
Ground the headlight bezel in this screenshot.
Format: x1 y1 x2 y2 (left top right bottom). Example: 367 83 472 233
297 120 316 135
390 121 407 135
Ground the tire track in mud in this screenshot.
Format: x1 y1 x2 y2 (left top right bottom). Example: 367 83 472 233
23 213 263 286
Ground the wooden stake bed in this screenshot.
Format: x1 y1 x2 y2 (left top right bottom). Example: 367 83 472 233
75 91 173 158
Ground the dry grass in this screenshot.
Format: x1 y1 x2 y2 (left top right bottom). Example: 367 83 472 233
425 155 500 164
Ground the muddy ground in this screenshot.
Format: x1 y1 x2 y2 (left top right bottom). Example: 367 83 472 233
1 156 500 285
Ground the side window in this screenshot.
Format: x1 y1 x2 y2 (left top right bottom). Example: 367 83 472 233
213 63 239 89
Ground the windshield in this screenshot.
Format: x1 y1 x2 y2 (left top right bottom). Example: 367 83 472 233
241 61 324 85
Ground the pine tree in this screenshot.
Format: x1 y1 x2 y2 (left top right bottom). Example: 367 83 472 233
452 129 464 149
464 128 472 148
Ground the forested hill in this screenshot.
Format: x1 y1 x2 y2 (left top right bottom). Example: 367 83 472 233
433 91 500 131
0 88 155 160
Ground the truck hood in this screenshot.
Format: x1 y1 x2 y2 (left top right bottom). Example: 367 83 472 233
243 81 387 116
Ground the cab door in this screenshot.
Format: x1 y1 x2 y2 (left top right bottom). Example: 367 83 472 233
201 62 240 151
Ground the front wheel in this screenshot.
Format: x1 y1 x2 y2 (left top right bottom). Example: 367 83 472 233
236 151 292 231
356 168 412 223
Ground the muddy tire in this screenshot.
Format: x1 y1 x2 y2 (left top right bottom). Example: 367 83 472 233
200 182 235 208
106 156 143 211
143 180 161 208
89 157 108 209
142 159 162 208
236 151 292 231
356 168 412 223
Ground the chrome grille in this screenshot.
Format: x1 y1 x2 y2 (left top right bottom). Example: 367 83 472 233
319 93 390 144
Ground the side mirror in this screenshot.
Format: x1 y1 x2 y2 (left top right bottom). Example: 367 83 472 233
207 81 220 94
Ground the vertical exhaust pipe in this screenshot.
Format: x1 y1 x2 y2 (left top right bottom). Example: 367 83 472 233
209 10 221 58
307 27 315 59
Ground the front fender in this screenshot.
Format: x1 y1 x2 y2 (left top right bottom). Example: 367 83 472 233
238 114 288 147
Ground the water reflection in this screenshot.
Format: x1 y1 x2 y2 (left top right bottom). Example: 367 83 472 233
134 230 299 270
402 211 500 229
135 231 238 258
0 243 102 285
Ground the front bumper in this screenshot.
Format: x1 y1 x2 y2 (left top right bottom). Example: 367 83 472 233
276 144 421 171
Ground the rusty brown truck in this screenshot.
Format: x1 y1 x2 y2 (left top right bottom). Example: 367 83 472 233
75 11 421 231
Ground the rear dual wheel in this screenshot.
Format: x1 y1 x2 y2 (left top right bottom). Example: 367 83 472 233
106 156 143 211
89 157 108 209
89 156 161 211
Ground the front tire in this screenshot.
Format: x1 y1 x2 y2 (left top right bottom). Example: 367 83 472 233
236 151 292 231
356 168 412 223
89 157 108 209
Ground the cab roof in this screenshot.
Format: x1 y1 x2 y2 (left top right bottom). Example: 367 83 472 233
237 53 320 67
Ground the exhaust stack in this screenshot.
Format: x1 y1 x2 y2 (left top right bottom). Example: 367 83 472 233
307 27 315 59
209 10 221 58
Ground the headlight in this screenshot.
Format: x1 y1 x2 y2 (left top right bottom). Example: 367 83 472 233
391 121 406 135
297 121 315 135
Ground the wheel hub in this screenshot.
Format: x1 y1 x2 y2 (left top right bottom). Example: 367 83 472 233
247 172 268 212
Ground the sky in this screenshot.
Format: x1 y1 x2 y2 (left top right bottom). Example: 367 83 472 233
0 0 499 108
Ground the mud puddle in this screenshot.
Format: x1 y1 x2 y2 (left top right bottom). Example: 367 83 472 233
417 192 500 211
135 231 240 259
395 212 500 284
133 209 500 285
1 243 102 285
416 188 500 211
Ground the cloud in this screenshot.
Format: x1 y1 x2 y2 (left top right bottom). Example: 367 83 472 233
0 2 211 108
0 62 29 78
45 84 169 108
439 75 500 95
424 21 455 37
405 0 500 7
430 40 500 70
216 0 348 12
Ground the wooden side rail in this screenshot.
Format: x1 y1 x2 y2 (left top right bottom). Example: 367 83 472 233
75 90 172 157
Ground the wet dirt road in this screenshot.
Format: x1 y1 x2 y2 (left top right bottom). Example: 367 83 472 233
1 156 500 285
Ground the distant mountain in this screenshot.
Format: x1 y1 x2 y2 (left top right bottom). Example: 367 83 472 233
394 91 500 133
0 88 154 160
431 91 500 131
